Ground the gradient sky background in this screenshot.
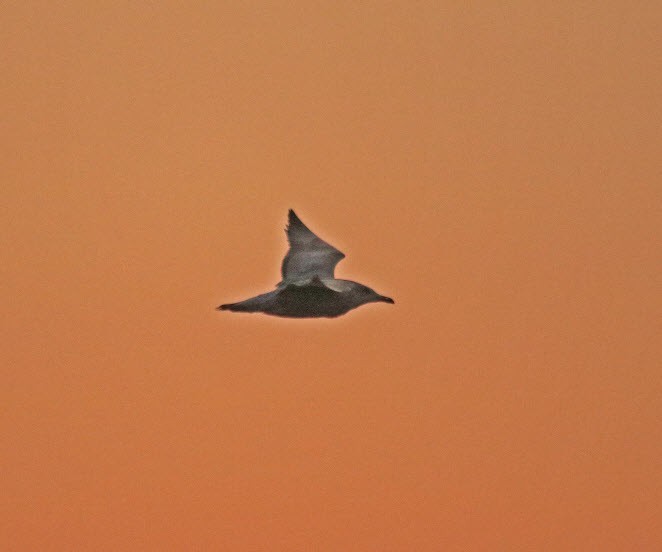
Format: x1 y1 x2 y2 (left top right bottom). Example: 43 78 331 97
2 2 660 550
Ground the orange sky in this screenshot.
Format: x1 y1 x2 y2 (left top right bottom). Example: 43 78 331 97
2 2 661 550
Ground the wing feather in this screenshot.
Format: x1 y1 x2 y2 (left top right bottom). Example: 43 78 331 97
280 210 345 283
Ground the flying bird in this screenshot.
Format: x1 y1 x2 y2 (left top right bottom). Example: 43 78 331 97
217 210 394 318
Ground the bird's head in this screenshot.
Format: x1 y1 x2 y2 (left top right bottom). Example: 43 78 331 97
354 283 395 306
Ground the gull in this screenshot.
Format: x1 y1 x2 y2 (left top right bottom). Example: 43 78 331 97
217 210 394 318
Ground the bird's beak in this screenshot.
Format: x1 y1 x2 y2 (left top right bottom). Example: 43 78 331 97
379 296 395 304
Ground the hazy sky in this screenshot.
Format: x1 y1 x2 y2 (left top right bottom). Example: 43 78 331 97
3 2 660 550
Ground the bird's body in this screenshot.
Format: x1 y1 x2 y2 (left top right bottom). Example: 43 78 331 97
218 210 394 318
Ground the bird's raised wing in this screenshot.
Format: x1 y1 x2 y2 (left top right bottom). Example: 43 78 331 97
280 210 345 284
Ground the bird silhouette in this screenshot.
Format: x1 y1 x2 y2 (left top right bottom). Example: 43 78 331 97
217 210 394 318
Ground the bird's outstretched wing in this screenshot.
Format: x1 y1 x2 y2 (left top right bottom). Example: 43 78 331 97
280 210 345 284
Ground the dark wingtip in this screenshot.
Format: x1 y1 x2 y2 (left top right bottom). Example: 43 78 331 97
216 304 230 311
285 209 307 239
